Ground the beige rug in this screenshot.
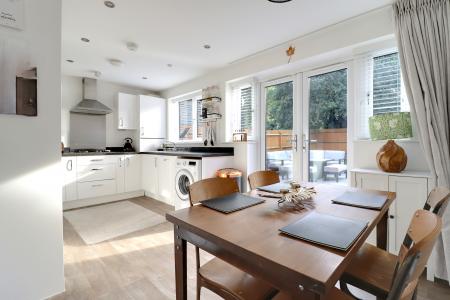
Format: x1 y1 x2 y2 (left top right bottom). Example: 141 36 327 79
64 201 165 244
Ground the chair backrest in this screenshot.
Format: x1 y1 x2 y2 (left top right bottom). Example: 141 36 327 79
389 210 442 300
188 177 239 206
424 186 450 217
248 170 280 190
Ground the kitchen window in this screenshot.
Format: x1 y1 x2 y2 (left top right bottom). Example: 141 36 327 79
228 81 256 140
355 51 411 139
169 91 202 142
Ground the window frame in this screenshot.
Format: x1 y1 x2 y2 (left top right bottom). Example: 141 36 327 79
226 79 257 142
168 90 203 143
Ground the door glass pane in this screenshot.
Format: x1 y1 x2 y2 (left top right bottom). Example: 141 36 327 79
265 81 293 181
308 69 347 184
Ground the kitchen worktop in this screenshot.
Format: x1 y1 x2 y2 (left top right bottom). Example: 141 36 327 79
62 151 137 157
140 150 233 158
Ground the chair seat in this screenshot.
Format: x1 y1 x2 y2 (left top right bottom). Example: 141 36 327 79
324 164 347 173
199 257 276 299
341 243 398 298
273 287 352 300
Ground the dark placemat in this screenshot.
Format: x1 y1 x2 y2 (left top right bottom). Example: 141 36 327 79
332 191 387 210
200 193 265 214
256 182 292 194
280 212 368 251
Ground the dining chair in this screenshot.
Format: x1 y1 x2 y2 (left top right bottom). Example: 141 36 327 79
423 186 450 217
339 209 442 300
248 170 280 190
188 177 278 300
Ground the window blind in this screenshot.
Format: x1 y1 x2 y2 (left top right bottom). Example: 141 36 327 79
372 53 402 115
196 99 203 138
178 99 192 140
240 86 253 136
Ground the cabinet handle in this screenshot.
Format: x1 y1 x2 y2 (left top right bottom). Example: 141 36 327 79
91 159 103 162
119 118 123 127
141 127 144 136
66 160 72 171
119 157 122 167
91 168 102 171
92 184 103 187
389 215 395 219
126 157 130 167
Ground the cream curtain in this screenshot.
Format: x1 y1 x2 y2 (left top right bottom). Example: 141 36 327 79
393 0 450 281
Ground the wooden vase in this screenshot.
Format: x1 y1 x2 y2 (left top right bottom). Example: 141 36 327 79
376 140 407 173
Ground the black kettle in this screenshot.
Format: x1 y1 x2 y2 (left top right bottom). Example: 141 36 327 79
123 138 134 152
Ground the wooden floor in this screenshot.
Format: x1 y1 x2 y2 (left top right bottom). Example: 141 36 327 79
50 196 450 300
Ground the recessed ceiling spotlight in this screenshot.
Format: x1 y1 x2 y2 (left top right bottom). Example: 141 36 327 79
104 1 115 8
268 0 292 3
142 76 148 80
126 42 138 52
66 59 75 63
108 58 123 67
81 37 90 43
203 44 211 49
167 63 173 68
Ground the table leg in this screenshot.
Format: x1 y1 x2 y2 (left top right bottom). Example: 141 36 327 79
376 211 388 250
174 226 187 300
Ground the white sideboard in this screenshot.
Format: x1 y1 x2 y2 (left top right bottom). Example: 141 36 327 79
350 168 434 255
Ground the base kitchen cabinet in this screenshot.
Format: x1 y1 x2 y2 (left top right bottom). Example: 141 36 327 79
62 157 77 202
124 154 141 192
142 155 158 196
351 168 432 254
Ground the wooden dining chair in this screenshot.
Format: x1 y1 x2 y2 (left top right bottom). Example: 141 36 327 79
188 177 278 300
339 209 442 300
248 170 280 190
423 186 450 217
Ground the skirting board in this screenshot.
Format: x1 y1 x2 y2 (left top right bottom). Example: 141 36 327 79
63 190 145 210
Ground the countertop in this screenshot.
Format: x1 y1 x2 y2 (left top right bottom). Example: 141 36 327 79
140 150 233 158
62 151 137 157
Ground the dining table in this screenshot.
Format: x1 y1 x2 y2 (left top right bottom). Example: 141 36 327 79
165 183 395 299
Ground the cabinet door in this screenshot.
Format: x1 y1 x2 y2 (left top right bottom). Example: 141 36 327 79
142 155 158 195
354 173 389 246
140 95 166 138
118 93 138 130
62 157 77 202
116 155 125 193
157 156 175 205
388 176 428 253
125 155 142 192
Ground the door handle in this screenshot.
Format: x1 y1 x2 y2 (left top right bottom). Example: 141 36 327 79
302 134 318 152
289 134 298 152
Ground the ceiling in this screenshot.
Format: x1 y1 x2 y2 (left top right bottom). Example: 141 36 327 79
62 0 392 91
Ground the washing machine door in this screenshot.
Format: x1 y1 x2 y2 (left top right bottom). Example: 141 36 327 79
175 169 194 201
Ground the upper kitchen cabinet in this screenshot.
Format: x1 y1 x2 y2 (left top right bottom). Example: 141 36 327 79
117 92 139 130
139 95 166 138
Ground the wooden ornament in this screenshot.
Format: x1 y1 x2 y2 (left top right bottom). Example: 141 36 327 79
376 140 407 173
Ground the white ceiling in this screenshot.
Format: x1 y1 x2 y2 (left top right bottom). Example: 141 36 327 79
62 0 392 91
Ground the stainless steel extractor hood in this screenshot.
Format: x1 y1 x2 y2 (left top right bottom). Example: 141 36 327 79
70 78 112 115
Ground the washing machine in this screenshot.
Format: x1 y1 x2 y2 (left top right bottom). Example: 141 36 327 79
174 158 202 210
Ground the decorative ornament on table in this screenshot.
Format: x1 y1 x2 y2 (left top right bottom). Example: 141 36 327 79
369 112 412 173
286 45 295 63
277 182 316 211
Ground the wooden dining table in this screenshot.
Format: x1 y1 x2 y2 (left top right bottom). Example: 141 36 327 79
165 183 395 299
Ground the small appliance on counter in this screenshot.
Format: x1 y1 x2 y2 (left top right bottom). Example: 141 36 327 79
123 137 135 152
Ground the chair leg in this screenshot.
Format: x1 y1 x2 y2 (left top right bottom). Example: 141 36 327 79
196 275 201 300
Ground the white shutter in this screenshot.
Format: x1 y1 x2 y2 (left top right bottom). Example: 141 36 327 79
372 52 402 114
178 99 192 140
354 54 373 139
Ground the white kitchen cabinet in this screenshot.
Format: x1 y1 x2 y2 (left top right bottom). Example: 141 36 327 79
116 155 126 193
118 92 138 130
157 155 176 205
388 176 428 253
351 168 432 254
62 157 77 202
142 155 158 196
124 154 141 192
140 95 166 138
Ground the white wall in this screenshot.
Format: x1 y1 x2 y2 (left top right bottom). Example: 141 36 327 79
162 6 430 173
61 75 156 148
0 1 64 299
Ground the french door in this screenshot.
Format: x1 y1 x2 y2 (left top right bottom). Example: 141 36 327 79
261 64 349 184
261 76 301 181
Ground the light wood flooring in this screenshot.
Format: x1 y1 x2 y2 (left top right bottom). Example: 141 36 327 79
50 197 450 300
